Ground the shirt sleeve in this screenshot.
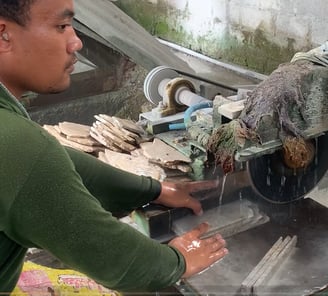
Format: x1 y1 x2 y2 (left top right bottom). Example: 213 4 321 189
64 146 162 214
6 135 185 292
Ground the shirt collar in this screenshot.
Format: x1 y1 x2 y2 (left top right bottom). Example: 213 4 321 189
0 82 30 119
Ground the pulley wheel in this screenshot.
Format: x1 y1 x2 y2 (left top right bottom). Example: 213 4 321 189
143 66 179 104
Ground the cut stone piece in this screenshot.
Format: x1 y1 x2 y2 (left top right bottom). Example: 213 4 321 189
140 138 192 165
101 149 166 181
58 121 91 138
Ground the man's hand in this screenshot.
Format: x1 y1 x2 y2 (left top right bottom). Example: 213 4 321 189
152 180 219 216
169 222 228 278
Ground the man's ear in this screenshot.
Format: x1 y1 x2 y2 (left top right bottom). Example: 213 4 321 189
0 23 11 52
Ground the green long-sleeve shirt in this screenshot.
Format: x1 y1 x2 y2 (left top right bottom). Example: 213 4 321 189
0 83 185 294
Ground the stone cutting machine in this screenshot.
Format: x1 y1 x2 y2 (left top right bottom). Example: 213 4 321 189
135 65 328 296
140 65 328 206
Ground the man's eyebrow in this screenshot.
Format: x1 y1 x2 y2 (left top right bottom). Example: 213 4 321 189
58 9 75 19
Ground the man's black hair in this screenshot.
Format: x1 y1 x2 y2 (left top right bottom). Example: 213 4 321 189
0 0 35 26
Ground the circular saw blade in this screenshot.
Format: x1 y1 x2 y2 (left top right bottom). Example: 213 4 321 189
247 133 328 204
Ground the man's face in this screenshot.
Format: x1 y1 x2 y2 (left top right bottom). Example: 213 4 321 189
2 0 83 97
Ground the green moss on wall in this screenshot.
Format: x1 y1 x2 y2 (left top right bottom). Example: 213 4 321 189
114 0 170 34
218 28 297 74
114 0 299 74
114 0 195 49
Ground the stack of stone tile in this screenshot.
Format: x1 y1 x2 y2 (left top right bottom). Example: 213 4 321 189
43 121 104 154
43 115 193 181
90 114 169 181
98 148 166 181
90 114 145 153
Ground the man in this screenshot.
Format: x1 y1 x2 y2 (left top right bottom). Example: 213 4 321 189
0 0 228 294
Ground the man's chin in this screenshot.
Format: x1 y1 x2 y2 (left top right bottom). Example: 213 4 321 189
45 82 71 94
48 89 66 94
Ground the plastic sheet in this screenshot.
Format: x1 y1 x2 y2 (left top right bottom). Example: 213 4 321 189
12 261 121 296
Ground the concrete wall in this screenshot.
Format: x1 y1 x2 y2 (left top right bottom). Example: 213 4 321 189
114 0 327 74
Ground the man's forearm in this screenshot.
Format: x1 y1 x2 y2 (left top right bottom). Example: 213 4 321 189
65 147 161 213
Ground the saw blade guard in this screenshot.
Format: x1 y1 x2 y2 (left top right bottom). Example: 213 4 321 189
247 134 328 204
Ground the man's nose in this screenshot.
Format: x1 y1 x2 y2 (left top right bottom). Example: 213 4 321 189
67 32 83 53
